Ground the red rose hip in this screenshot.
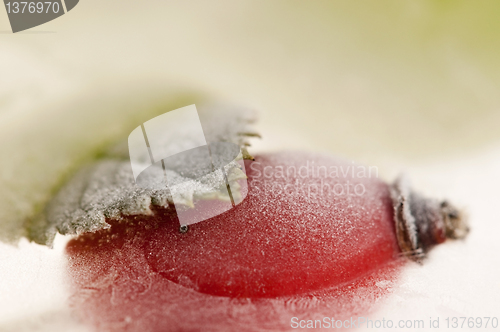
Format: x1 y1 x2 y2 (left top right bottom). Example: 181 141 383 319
66 151 468 331
144 152 400 297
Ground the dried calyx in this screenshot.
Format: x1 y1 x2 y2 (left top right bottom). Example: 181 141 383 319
391 176 469 262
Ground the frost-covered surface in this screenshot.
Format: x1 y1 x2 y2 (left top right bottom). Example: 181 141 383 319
29 105 257 246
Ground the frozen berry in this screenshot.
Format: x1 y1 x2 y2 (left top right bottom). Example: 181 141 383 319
65 151 467 331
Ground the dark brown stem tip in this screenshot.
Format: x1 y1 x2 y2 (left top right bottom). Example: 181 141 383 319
390 175 469 262
440 201 469 240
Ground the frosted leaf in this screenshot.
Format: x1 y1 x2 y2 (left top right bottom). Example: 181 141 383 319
28 105 258 245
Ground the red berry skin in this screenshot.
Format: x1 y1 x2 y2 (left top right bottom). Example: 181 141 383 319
66 152 403 331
